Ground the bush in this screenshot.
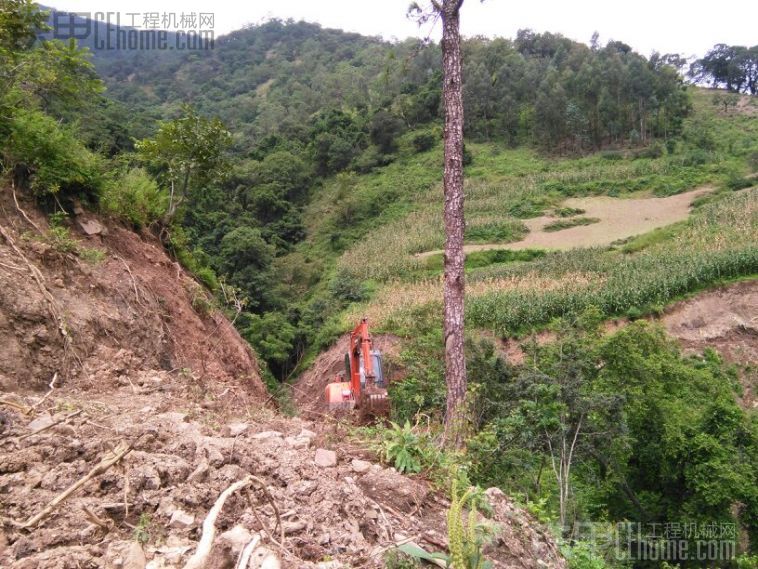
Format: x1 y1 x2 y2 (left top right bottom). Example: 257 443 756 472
411 132 436 153
101 168 167 229
465 220 528 243
4 108 103 198
600 150 623 161
329 270 368 303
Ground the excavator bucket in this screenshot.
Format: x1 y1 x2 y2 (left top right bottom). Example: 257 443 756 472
363 388 390 417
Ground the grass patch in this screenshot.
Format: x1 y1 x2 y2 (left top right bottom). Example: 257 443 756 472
542 217 600 232
465 220 528 243
617 221 688 253
424 248 546 272
554 206 586 217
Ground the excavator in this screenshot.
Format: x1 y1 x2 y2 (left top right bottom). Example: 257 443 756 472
325 318 389 415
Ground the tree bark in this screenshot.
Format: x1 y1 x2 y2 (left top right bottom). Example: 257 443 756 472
439 0 467 449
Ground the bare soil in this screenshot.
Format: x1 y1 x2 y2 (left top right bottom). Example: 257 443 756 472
417 186 711 258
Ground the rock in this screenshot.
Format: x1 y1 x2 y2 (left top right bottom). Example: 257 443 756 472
153 536 193 564
27 414 54 432
251 430 283 440
78 218 105 236
351 459 371 474
168 509 194 530
282 520 306 535
251 548 281 569
187 460 209 483
358 468 429 514
285 436 310 449
226 422 249 437
314 448 337 468
298 428 317 439
217 525 253 554
123 542 146 569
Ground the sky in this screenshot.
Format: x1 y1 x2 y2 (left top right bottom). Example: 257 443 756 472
49 0 757 59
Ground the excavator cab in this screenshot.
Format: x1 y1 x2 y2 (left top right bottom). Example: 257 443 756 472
325 318 388 414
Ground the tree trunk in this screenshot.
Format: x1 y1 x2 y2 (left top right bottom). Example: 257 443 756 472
439 0 467 449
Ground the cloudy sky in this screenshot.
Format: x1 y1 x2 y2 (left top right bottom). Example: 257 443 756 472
49 0 757 58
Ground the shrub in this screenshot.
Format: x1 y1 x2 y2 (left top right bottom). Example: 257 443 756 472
411 132 436 153
465 220 528 243
382 421 426 474
4 108 103 198
101 168 167 229
600 150 623 161
329 270 369 303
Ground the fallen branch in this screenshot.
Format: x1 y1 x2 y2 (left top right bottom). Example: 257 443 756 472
0 399 31 414
183 476 253 569
16 440 134 528
28 373 57 414
18 409 82 441
116 255 143 306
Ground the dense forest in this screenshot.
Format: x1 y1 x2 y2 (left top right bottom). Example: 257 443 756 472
2 3 757 567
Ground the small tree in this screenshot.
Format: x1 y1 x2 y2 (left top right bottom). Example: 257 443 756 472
136 105 231 219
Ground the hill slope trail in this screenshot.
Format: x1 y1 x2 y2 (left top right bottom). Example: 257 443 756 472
0 189 566 569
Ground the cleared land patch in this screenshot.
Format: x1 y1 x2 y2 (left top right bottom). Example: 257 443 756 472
417 186 711 258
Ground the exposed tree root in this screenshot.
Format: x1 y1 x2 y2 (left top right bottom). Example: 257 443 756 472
183 476 255 569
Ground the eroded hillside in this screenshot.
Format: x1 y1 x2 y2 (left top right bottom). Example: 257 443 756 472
0 190 567 569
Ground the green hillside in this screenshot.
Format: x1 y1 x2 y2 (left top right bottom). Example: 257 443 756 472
2 3 757 564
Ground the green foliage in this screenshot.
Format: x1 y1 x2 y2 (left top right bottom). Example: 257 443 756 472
219 226 276 311
381 421 426 474
44 212 79 253
465 220 528 243
690 43 758 94
132 513 151 545
101 168 167 228
136 105 231 219
383 549 421 569
542 217 600 232
447 478 493 569
411 132 437 153
554 207 586 217
1 2 104 200
560 541 609 569
243 311 297 372
78 247 106 264
736 554 758 569
3 108 103 197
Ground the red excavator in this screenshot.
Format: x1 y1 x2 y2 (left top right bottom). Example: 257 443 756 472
325 318 388 414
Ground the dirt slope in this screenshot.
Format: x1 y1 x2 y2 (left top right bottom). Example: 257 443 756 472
0 190 265 398
0 190 567 569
